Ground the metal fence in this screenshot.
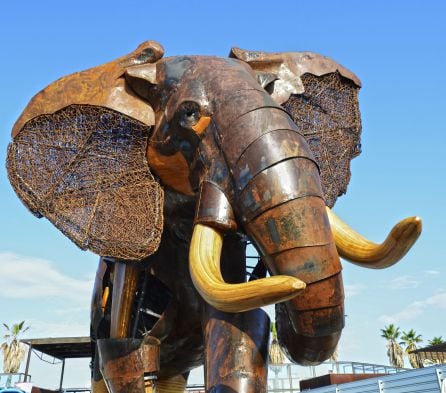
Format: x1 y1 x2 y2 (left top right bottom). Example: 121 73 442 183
303 364 446 393
266 361 407 392
0 372 31 386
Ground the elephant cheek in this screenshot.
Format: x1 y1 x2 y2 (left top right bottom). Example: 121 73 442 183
147 145 194 196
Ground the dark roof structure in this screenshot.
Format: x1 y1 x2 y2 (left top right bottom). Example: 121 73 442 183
22 336 92 360
410 343 446 363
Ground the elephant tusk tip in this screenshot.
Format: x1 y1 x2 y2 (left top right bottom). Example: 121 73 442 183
392 216 422 243
412 216 422 233
292 279 306 291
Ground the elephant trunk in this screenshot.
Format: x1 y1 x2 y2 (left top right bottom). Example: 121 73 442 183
235 127 344 365
191 90 344 363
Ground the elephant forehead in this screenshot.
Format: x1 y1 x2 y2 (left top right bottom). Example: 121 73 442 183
162 56 257 93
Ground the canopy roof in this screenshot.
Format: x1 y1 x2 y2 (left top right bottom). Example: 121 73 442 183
410 343 446 363
22 336 91 360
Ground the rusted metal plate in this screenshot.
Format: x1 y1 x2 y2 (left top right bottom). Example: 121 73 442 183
288 273 344 311
97 337 160 393
12 41 163 137
246 196 332 255
213 88 283 131
203 306 269 393
218 107 299 169
263 242 341 285
237 157 322 223
194 181 237 231
229 47 361 104
275 302 343 364
233 129 318 192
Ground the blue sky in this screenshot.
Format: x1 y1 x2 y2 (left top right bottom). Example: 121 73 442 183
1 0 445 388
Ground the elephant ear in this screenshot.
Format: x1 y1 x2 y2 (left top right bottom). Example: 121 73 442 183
230 48 362 207
7 41 165 260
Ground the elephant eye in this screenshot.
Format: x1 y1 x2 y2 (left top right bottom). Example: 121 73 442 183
178 101 201 129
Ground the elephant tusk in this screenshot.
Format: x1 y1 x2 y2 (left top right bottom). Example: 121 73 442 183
189 223 305 313
326 207 422 269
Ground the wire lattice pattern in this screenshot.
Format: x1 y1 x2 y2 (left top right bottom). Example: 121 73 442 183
283 72 362 208
7 105 163 260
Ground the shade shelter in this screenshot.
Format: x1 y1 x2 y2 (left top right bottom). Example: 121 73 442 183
21 337 92 391
410 343 446 364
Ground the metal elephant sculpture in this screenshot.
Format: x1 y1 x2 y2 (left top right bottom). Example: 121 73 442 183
7 41 421 393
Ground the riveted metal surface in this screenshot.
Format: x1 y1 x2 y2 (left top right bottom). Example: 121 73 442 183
237 157 323 223
246 196 332 255
263 242 341 285
233 129 318 192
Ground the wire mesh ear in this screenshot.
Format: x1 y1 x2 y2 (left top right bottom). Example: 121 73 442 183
283 73 361 207
7 41 165 260
230 48 362 207
7 105 163 260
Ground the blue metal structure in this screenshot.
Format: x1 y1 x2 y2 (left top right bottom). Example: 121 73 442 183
304 364 446 393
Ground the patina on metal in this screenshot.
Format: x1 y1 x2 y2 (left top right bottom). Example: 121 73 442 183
6 41 422 393
97 336 160 393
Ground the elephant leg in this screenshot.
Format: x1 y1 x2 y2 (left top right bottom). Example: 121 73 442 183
203 305 270 393
93 260 149 393
97 336 160 393
110 261 140 338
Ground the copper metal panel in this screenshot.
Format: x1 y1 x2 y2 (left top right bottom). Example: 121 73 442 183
246 196 332 255
219 107 299 169
263 242 341 285
287 273 344 311
12 41 163 137
237 158 322 223
97 337 160 393
194 181 237 231
288 303 345 337
275 302 343 365
203 306 269 393
213 88 283 131
233 129 318 192
229 47 361 104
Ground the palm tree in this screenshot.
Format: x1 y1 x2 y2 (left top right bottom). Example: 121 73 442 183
1 321 30 376
269 322 286 391
425 336 445 365
269 322 285 365
400 329 423 368
380 324 404 368
428 336 444 346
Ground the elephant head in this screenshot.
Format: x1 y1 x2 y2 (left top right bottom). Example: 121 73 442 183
7 41 421 366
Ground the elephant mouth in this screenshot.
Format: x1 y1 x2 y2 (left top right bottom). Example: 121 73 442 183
189 211 421 313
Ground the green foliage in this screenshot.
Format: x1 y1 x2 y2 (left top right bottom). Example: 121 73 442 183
428 336 444 346
1 321 30 374
380 324 404 368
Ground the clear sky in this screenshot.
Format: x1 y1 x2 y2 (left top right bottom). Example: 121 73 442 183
1 0 445 389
